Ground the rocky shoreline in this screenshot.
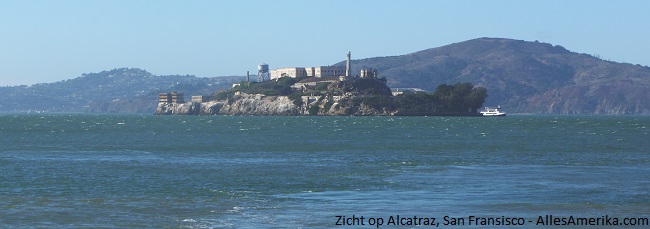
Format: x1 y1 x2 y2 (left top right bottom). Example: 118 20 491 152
155 93 483 116
155 93 398 116
155 78 489 116
155 94 300 116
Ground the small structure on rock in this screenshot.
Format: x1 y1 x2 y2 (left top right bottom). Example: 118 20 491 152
159 92 184 104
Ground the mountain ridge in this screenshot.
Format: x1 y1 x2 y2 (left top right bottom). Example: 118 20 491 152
340 37 650 114
0 68 243 113
2 37 649 114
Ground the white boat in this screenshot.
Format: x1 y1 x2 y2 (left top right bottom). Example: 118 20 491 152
480 106 506 116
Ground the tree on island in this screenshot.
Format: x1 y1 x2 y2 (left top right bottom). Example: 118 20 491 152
432 83 487 113
391 82 488 114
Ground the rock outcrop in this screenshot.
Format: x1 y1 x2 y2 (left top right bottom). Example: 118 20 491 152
155 93 395 116
203 94 301 115
155 102 201 115
155 93 301 115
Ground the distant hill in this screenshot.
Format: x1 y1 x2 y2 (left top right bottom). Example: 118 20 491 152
3 38 650 114
341 38 650 114
0 68 244 113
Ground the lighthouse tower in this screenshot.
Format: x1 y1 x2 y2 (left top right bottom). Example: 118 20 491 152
346 51 351 77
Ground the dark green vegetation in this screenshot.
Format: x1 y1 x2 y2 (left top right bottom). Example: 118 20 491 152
0 68 243 113
339 38 650 114
215 76 394 105
344 82 487 115
217 76 306 98
214 76 307 105
331 77 392 96
218 76 392 98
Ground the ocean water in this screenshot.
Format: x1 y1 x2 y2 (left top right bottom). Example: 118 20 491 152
1 114 649 228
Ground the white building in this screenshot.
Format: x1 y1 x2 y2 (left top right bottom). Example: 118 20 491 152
270 66 346 80
314 66 346 78
270 67 308 79
269 52 351 80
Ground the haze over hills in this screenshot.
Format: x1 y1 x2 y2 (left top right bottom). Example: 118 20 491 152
344 37 650 114
1 37 649 114
0 68 243 113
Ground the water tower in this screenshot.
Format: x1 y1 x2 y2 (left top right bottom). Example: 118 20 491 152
257 63 270 81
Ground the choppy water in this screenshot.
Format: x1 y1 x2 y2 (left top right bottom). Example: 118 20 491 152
1 114 649 228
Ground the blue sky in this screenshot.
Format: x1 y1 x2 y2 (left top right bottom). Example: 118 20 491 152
1 0 649 86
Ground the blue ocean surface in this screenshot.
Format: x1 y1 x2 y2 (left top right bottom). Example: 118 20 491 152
1 114 649 228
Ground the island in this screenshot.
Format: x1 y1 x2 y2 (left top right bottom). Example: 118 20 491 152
155 75 488 116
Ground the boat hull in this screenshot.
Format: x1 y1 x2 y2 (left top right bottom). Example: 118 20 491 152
481 113 506 117
480 106 506 117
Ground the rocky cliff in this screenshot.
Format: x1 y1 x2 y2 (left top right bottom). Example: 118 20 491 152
155 93 395 116
156 94 298 115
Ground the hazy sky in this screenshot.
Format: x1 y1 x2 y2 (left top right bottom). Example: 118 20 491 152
1 0 648 86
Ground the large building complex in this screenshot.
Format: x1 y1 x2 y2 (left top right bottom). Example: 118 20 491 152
269 52 352 80
270 66 346 80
